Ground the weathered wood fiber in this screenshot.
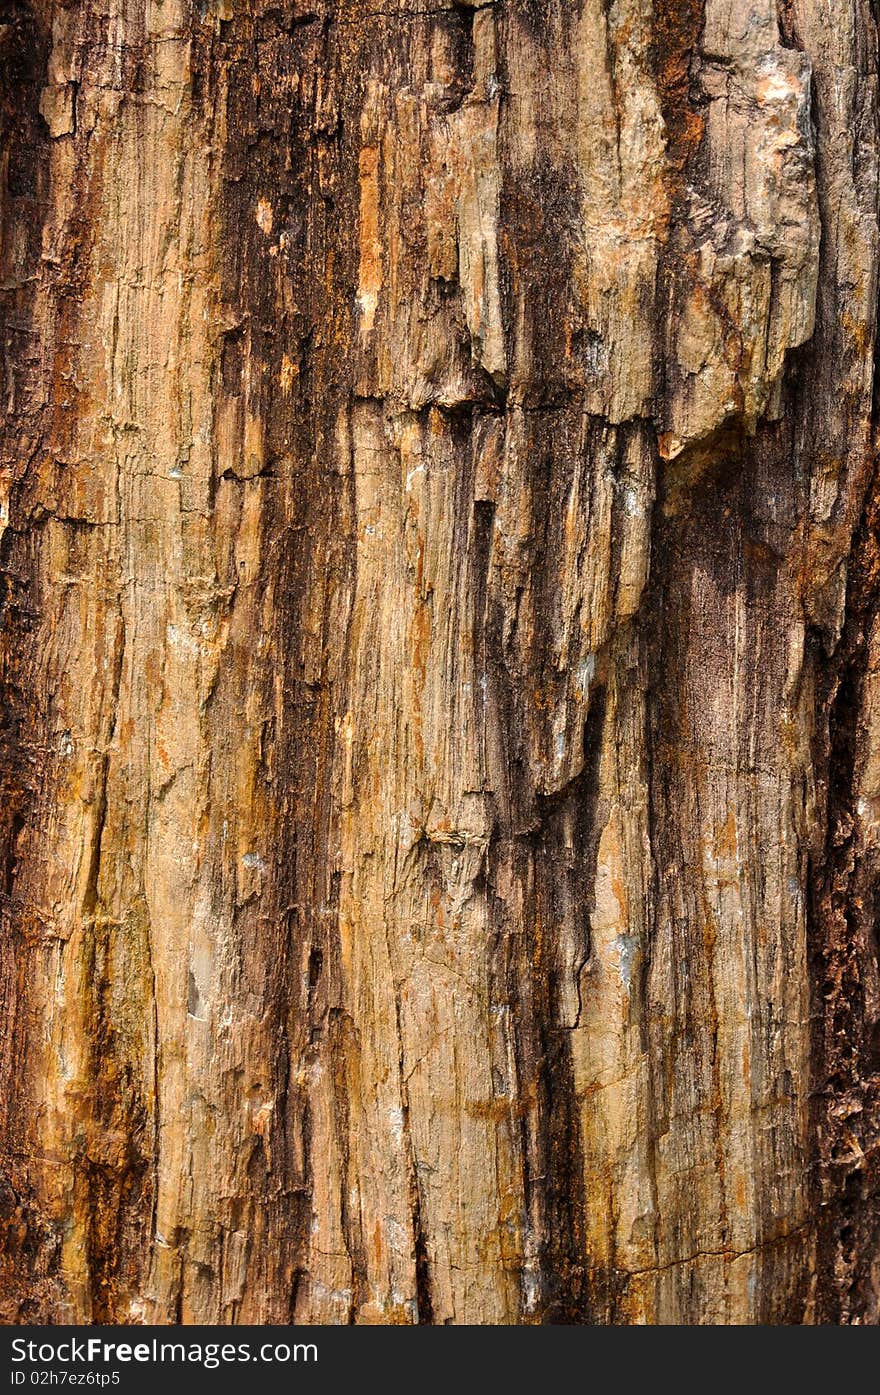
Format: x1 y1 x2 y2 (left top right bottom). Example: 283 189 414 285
0 0 878 1324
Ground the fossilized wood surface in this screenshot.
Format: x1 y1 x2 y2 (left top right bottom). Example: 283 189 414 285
0 0 879 1325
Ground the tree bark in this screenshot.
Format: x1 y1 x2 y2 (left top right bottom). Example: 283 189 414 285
1 0 879 1325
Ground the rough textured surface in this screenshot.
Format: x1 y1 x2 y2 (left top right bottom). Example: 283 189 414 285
0 0 878 1325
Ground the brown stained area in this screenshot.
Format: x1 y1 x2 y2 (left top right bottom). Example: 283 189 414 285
649 0 706 197
0 0 68 1322
810 454 880 1324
